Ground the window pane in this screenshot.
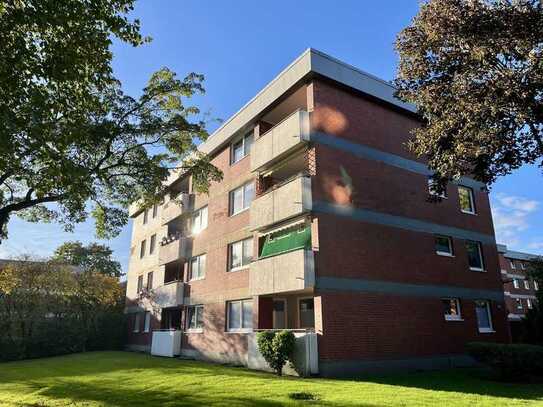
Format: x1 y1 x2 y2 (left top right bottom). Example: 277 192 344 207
228 302 241 330
442 299 460 317
232 140 244 163
244 133 254 156
466 241 483 269
196 306 204 328
137 275 143 292
147 272 153 289
150 234 156 254
231 188 243 214
243 182 255 209
200 206 208 230
475 301 491 329
140 240 146 258
299 298 315 328
242 238 253 266
435 236 452 254
230 241 242 269
242 300 253 329
459 187 474 213
199 255 206 278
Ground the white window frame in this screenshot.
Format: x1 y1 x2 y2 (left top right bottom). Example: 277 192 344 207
190 254 206 281
442 298 463 321
226 299 253 333
535 281 539 291
147 271 153 290
428 177 447 199
186 305 204 332
516 298 523 310
149 234 156 255
435 235 454 257
513 279 519 289
228 238 253 272
458 186 476 214
133 313 141 333
229 181 254 216
466 241 485 272
230 132 254 165
475 300 494 333
143 209 149 224
521 262 526 270
191 206 208 235
527 299 533 309
140 239 146 259
510 259 516 269
152 204 158 219
143 311 151 333
137 275 143 293
524 279 530 290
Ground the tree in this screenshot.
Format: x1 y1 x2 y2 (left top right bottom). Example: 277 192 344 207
0 0 222 241
52 241 122 278
256 330 296 376
395 0 543 193
520 257 543 345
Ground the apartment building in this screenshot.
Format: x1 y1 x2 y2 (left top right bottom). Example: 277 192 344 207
125 49 510 376
497 244 540 340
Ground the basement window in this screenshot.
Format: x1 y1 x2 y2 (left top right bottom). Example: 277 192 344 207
259 223 311 259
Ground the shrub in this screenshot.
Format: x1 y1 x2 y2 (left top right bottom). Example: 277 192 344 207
467 342 543 381
257 330 296 376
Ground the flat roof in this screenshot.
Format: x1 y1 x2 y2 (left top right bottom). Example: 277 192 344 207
497 244 541 261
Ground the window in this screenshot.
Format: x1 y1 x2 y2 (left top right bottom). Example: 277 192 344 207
192 206 208 234
190 254 206 281
521 262 526 270
152 204 158 218
466 241 484 271
231 132 254 164
133 313 141 333
149 234 156 255
516 298 523 310
227 299 253 332
535 281 539 291
137 275 143 293
458 186 475 214
143 312 151 333
510 259 516 269
442 298 462 321
524 280 530 290
435 235 453 256
299 298 315 328
143 209 148 224
147 272 153 290
527 299 533 309
229 182 255 215
186 305 204 331
228 238 253 271
475 300 493 333
428 177 447 198
513 279 519 289
140 240 146 258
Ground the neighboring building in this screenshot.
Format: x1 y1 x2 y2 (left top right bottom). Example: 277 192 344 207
497 244 540 341
124 48 510 376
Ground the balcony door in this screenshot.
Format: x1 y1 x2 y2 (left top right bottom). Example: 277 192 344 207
298 297 314 329
272 299 287 329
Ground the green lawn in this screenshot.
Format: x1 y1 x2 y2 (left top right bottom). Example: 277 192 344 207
0 352 542 406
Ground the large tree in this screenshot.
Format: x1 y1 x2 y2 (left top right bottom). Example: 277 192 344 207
0 0 222 241
395 0 543 191
52 241 122 278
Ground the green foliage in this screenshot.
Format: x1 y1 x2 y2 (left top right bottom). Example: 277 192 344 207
256 330 296 376
467 342 543 381
0 0 222 241
520 257 543 345
0 258 125 361
52 241 122 278
395 0 543 193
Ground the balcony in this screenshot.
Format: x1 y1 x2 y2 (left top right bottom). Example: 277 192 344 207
249 249 315 296
161 193 192 225
159 236 191 265
250 109 310 172
153 281 185 308
250 176 312 231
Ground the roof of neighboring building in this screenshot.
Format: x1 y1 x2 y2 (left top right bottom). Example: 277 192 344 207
497 244 541 261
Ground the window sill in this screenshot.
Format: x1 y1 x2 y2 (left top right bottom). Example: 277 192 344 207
230 207 250 217
226 329 253 334
190 277 205 282
436 252 454 258
444 317 464 322
469 267 486 272
460 210 477 216
478 329 496 334
186 329 204 334
229 266 250 273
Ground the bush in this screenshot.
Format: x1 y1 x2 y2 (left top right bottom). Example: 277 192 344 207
257 330 296 376
467 342 543 381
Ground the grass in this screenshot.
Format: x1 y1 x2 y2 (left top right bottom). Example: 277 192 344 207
0 351 542 406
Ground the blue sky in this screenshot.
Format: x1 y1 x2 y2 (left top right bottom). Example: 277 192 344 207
2 0 542 272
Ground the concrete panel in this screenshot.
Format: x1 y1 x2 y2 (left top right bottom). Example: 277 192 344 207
161 193 193 225
151 330 182 357
153 281 185 308
158 237 192 265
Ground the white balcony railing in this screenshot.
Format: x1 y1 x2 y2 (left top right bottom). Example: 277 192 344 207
250 110 310 172
249 249 315 296
250 176 312 231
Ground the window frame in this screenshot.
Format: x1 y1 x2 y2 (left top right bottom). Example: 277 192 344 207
458 186 476 214
535 281 539 291
152 204 158 218
435 235 454 257
466 240 485 272
149 234 156 255
442 298 463 321
524 279 530 290
510 259 516 269
513 279 519 289
230 132 254 165
190 254 206 281
428 177 447 199
226 299 253 333
527 298 533 309
133 313 141 333
228 238 253 272
147 272 153 290
191 206 208 235
143 311 151 333
137 275 143 293
186 305 204 332
140 239 146 259
229 181 255 216
516 298 523 310
475 300 494 333
143 209 149 224
298 297 315 329
520 262 526 270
